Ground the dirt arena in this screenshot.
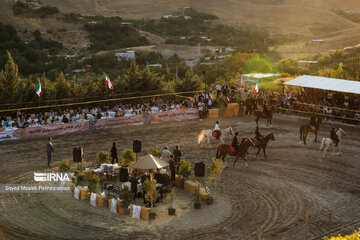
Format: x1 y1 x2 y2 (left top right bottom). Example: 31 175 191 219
0 113 360 240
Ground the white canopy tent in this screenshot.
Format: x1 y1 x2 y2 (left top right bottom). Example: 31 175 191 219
284 75 360 95
130 154 169 170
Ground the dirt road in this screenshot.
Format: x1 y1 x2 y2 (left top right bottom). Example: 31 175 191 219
0 114 359 239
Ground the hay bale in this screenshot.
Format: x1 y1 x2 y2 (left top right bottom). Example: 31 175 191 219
199 187 210 201
222 108 233 117
207 108 219 118
175 175 183 188
78 186 89 200
233 104 240 116
184 181 198 194
96 194 107 207
117 200 126 214
140 207 151 220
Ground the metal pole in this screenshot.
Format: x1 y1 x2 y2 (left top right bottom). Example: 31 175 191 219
329 212 332 237
305 211 309 240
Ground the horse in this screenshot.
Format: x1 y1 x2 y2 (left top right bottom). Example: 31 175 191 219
215 138 255 168
198 127 234 147
299 117 322 145
246 133 275 158
319 128 347 157
254 106 276 126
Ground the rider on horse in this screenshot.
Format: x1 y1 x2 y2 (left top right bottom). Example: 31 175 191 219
231 132 240 154
330 127 339 146
255 125 265 145
214 121 221 140
263 102 270 118
309 114 317 131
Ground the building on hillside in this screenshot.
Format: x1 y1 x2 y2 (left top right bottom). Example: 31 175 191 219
115 51 135 62
343 8 360 15
297 60 318 68
311 39 325 44
148 64 162 67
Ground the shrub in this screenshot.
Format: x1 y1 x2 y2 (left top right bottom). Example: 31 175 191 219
205 158 225 190
96 151 110 167
165 187 176 209
86 173 100 193
149 146 162 157
324 228 360 239
118 185 133 208
121 149 136 166
143 178 159 207
59 160 70 172
178 159 192 181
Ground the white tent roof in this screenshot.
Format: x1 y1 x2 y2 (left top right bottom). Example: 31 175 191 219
284 75 360 95
130 154 169 170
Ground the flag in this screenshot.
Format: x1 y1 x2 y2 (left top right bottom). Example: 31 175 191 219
253 81 259 94
35 80 42 96
105 74 113 90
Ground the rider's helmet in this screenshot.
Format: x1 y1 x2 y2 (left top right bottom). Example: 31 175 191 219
235 132 239 136
216 120 219 124
332 127 335 130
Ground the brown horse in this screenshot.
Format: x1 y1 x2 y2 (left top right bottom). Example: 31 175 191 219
299 117 322 145
215 138 255 168
247 133 275 158
254 106 276 126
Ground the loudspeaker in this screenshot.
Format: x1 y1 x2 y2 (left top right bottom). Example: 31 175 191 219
133 139 142 153
119 166 129 182
73 147 83 162
194 161 205 177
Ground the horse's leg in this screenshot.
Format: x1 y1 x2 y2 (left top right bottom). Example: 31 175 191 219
256 116 259 125
256 148 261 158
242 156 248 167
233 156 239 168
323 144 329 157
263 147 267 159
314 131 318 142
304 132 307 145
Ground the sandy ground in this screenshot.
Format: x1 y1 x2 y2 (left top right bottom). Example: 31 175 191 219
0 113 360 239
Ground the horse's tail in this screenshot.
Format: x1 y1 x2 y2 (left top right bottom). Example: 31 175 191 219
320 138 325 151
216 146 220 159
198 131 205 144
299 126 303 140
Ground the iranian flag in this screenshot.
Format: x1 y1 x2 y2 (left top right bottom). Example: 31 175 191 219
253 81 259 94
35 79 42 96
105 74 113 90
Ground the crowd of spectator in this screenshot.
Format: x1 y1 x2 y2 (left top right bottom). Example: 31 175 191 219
0 97 196 130
1 84 360 131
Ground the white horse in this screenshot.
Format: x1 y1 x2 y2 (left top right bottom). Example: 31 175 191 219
198 127 233 147
319 128 347 157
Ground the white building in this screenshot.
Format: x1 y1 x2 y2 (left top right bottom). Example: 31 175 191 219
115 51 135 62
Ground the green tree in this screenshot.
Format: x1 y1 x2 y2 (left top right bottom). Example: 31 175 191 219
0 51 20 103
55 72 70 99
245 54 273 73
139 64 163 92
88 73 108 98
69 75 86 98
174 68 203 92
123 58 142 92
18 75 37 103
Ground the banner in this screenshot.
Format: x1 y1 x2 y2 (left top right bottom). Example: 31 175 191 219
94 115 144 129
0 129 20 141
151 108 199 123
20 121 88 139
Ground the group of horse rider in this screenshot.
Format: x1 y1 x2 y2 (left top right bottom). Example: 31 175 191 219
213 120 265 154
309 114 339 146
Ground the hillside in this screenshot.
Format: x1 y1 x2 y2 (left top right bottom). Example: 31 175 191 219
2 0 360 58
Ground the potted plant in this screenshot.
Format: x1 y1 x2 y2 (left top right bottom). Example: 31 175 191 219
165 188 176 215
149 145 162 157
143 178 159 208
194 184 202 209
96 151 110 168
121 149 136 166
59 159 70 172
86 173 100 193
204 158 225 205
178 159 192 188
118 185 133 215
